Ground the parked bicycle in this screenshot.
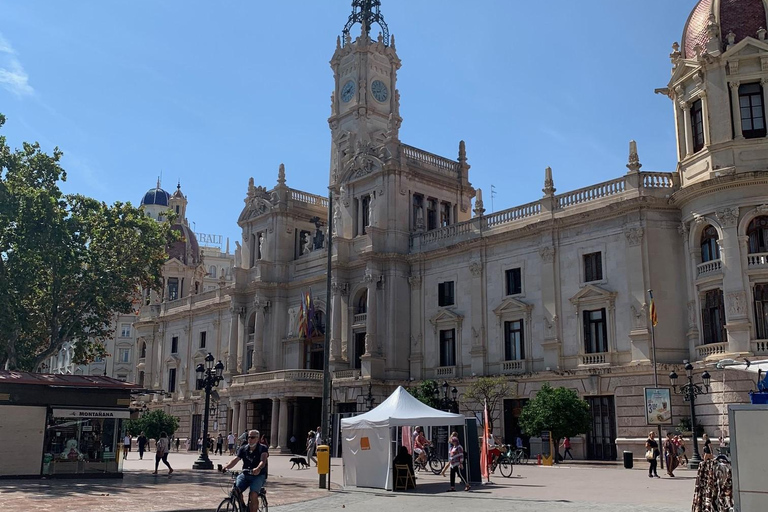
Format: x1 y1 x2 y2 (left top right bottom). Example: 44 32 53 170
218 469 268 512
413 445 445 475
510 445 529 465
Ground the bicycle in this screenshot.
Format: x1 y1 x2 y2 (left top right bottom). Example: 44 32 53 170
413 445 445 475
489 448 514 478
510 446 529 465
218 469 268 512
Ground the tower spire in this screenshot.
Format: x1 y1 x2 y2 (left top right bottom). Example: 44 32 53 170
342 0 389 46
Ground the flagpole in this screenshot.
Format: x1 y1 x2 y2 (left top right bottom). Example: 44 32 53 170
319 188 333 490
648 289 663 470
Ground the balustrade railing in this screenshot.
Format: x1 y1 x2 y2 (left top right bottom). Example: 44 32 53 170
696 342 728 359
435 366 456 378
486 201 541 228
555 178 625 209
353 313 367 325
697 259 722 277
579 352 609 365
501 360 524 373
401 144 460 179
333 369 361 379
233 369 324 385
642 172 675 188
747 252 768 267
751 340 768 355
290 189 329 208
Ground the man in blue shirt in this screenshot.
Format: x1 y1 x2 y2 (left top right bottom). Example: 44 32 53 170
222 429 269 512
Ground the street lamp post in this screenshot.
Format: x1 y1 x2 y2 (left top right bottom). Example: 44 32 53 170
193 353 225 470
669 362 711 470
434 381 459 413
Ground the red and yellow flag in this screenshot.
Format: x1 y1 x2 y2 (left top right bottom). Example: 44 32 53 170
649 299 658 327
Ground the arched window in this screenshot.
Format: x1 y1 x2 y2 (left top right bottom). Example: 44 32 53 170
356 290 367 314
700 225 720 262
209 265 216 276
747 216 768 254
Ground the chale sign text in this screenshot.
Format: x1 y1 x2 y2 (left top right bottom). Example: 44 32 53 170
196 233 223 246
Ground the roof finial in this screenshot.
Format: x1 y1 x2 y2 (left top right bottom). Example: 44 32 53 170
473 188 485 217
342 0 390 47
157 176 161 189
277 163 286 186
458 140 467 165
626 140 642 173
177 179 181 191
543 166 556 196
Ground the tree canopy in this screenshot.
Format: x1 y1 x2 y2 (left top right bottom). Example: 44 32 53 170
462 376 511 433
408 379 441 409
125 409 180 439
518 383 591 444
0 114 174 371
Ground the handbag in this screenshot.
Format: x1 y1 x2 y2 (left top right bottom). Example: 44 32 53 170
645 449 655 461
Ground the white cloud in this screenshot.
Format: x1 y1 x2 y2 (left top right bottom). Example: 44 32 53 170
0 32 33 96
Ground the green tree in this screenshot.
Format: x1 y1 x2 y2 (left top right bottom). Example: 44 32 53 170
518 383 591 451
408 379 441 409
0 114 175 370
462 376 512 433
125 409 180 439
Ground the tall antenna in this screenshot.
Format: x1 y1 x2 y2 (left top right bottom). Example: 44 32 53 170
491 185 497 213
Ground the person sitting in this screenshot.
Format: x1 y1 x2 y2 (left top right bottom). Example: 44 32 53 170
393 445 415 489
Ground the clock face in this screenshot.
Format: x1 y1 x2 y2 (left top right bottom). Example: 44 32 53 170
371 80 388 102
341 80 355 103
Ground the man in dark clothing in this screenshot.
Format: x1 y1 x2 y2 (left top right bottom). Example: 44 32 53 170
137 432 148 460
222 429 268 512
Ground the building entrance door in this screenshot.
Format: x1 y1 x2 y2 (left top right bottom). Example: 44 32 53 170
586 396 617 460
503 399 529 450
190 414 202 451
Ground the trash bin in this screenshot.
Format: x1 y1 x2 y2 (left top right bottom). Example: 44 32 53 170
316 444 330 475
623 450 633 469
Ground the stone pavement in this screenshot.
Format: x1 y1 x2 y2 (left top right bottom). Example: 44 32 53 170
0 451 696 512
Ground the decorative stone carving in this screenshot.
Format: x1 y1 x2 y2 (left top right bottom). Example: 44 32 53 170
727 291 747 317
693 214 707 226
630 303 647 330
468 260 483 277
287 307 297 336
539 246 555 262
716 207 739 228
364 270 376 284
302 232 312 255
678 222 689 239
687 301 696 327
368 192 377 227
756 204 768 215
624 227 644 246
331 281 348 296
471 326 484 348
408 275 421 290
340 185 350 207
411 334 422 349
728 60 739 75
626 140 642 173
332 200 341 236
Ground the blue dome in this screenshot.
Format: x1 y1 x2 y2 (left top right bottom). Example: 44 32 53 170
141 186 170 206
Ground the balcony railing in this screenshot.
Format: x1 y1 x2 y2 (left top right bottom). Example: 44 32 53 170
501 360 525 374
353 313 367 325
401 144 460 180
696 342 729 359
747 252 768 268
555 177 625 209
642 172 675 188
752 340 768 355
333 369 361 380
579 352 610 366
697 259 722 277
232 369 324 386
290 189 329 208
485 201 541 228
435 366 456 378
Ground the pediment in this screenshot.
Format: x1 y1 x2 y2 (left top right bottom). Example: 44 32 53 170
570 284 617 305
165 354 180 365
670 60 701 84
493 297 533 317
429 308 463 326
721 37 768 59
238 196 275 223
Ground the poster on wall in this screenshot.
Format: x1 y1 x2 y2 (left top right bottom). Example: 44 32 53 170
644 388 673 425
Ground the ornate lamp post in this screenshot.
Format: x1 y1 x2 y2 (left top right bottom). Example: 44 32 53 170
434 381 459 413
669 362 711 469
364 381 376 411
192 353 224 470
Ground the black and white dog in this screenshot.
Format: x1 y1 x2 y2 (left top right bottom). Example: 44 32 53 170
290 456 309 469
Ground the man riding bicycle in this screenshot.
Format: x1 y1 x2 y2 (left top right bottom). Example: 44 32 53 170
414 426 430 466
221 429 268 512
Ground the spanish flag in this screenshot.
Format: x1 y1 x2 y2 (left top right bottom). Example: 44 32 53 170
649 299 658 327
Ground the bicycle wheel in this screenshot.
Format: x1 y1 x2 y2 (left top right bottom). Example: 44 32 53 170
499 458 513 478
216 497 239 512
429 457 444 475
520 451 529 465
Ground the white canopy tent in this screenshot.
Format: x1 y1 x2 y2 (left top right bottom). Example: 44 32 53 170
340 386 466 490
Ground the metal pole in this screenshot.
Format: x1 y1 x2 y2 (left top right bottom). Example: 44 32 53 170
193 378 213 469
687 379 702 469
647 289 664 470
319 188 333 490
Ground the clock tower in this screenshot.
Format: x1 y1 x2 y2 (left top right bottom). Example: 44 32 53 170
328 0 402 187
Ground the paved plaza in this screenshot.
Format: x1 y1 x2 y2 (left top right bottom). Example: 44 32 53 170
0 450 696 512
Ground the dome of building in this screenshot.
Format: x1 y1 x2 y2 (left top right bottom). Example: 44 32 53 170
168 223 201 266
682 0 768 58
141 182 171 207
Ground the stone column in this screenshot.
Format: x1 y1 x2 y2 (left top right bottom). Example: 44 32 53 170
408 275 423 379
718 207 751 353
364 271 377 356
231 401 241 436
329 281 344 364
340 285 350 362
250 299 266 373
539 245 561 370
269 398 280 448
624 226 651 363
237 310 246 373
681 102 693 156
468 257 486 376
699 93 711 147
277 398 289 452
729 82 743 140
227 308 238 376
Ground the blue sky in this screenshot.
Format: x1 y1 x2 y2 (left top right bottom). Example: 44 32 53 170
1 1 694 249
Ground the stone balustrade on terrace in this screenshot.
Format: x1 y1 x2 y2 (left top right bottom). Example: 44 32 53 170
231 369 324 386
400 144 461 180
410 171 677 252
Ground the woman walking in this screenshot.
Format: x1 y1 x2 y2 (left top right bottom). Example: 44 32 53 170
645 431 660 478
663 433 679 477
702 433 713 460
448 436 470 492
152 432 173 475
306 430 317 466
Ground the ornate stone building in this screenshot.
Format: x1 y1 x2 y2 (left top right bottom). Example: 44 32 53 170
135 0 768 458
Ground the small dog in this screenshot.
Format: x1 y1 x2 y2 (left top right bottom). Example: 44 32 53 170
290 457 309 469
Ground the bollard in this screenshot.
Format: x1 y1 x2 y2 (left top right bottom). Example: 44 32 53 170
537 453 542 465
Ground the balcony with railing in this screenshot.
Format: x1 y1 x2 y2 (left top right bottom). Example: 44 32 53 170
696 342 729 359
333 369 361 380
578 352 611 366
697 259 723 278
232 369 324 386
555 177 626 209
401 144 461 180
289 189 329 209
752 340 768 355
747 252 768 268
352 313 367 326
435 366 456 378
500 360 526 374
